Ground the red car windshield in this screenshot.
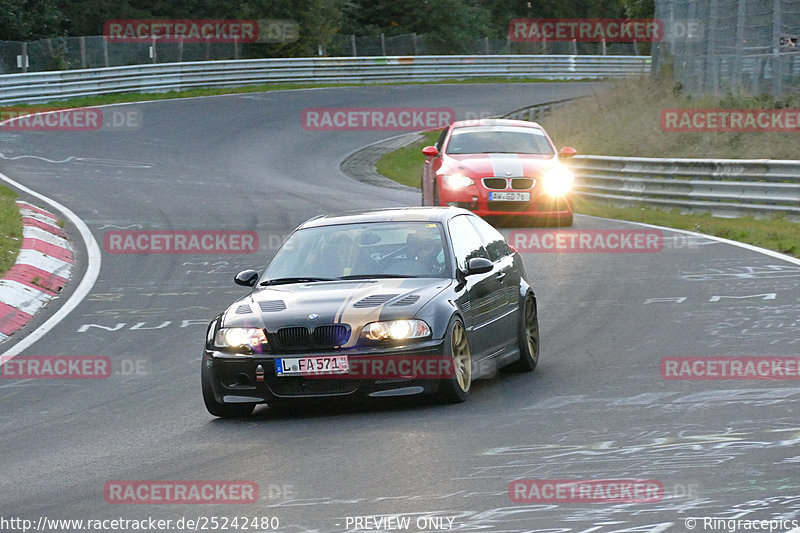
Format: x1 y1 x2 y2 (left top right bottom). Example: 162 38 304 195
446 126 555 155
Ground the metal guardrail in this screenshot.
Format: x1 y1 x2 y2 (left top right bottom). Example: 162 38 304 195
503 102 800 217
0 55 650 105
569 156 800 216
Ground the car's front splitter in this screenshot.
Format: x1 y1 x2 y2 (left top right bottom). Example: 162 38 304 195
203 341 448 405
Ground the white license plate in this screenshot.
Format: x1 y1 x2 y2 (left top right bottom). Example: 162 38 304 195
489 191 530 201
275 355 349 376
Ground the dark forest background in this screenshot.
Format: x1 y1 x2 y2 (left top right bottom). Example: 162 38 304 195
2 0 655 55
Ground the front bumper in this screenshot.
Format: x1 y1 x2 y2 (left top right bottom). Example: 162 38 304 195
203 339 447 405
438 187 572 219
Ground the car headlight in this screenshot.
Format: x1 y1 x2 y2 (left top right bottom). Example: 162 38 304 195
440 173 474 189
361 319 431 341
542 166 574 196
214 327 268 353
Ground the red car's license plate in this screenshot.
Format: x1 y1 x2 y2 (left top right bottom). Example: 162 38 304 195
489 191 530 201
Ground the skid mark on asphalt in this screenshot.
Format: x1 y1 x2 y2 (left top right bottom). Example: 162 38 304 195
0 152 152 167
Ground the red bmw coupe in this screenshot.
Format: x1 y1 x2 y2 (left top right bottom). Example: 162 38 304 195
421 118 577 226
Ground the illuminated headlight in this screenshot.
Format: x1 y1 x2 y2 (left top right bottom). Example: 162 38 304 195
441 173 474 189
214 327 268 353
362 320 431 341
542 166 574 196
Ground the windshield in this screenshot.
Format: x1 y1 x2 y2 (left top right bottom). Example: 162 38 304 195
263 221 451 281
446 125 555 155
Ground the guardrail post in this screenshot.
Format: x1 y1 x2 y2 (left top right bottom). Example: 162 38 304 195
601 38 607 55
412 33 418 55
234 38 239 60
178 38 183 62
80 37 87 69
772 0 782 95
571 38 577 55
350 34 357 56
380 33 386 55
734 0 745 93
19 43 29 73
103 38 109 67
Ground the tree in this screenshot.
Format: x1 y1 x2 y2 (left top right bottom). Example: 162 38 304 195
343 0 493 53
0 0 65 40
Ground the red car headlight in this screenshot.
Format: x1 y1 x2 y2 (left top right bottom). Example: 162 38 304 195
542 166 574 196
440 173 474 189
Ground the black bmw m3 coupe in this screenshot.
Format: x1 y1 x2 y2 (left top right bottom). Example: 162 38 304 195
202 207 539 417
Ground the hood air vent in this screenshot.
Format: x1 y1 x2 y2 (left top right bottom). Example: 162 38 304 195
353 294 399 308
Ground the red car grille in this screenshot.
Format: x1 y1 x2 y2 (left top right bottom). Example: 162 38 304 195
482 177 535 190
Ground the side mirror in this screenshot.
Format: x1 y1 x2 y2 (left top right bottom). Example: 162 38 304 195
465 257 493 276
422 146 439 157
559 146 577 159
234 269 259 287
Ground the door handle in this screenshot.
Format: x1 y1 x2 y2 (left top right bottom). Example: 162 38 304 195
496 271 506 282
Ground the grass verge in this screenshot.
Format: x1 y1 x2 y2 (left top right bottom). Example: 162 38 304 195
573 197 800 257
540 76 800 159
0 185 22 277
375 131 440 188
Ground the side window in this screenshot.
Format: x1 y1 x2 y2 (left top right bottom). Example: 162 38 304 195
448 215 489 270
435 128 448 151
467 215 509 262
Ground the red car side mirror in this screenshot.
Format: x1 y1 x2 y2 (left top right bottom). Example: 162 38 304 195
558 146 577 159
422 146 439 157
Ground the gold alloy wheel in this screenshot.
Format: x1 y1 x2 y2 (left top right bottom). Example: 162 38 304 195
451 321 472 392
524 297 539 364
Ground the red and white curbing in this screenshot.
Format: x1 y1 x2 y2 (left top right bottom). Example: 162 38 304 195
0 201 73 341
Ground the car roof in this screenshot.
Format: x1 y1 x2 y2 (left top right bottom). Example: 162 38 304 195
298 206 471 229
449 118 544 130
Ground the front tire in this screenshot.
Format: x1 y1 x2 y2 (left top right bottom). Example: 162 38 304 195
506 294 540 372
437 316 472 403
201 359 256 418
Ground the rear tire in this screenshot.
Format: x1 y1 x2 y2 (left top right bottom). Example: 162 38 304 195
437 316 472 403
202 359 256 418
506 294 540 372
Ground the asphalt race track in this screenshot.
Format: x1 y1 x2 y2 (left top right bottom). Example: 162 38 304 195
1 83 800 533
